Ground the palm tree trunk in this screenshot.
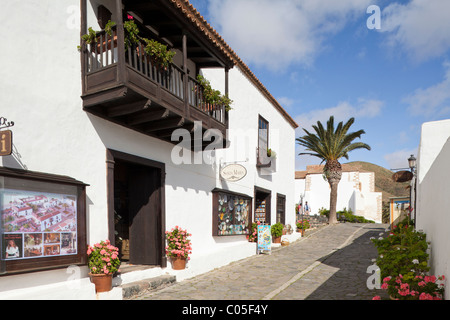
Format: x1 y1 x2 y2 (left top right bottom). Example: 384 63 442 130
328 180 339 224
324 160 342 224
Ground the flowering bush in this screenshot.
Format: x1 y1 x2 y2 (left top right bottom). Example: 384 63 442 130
87 240 121 275
371 221 429 280
380 274 445 300
296 219 310 230
165 226 192 260
247 221 260 242
371 219 445 300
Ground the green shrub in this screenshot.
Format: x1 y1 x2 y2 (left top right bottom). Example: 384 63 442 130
371 220 445 300
271 223 284 238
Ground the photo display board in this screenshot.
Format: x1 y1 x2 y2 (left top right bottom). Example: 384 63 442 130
2 188 78 260
0 169 87 274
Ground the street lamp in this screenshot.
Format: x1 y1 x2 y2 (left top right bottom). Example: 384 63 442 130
408 154 416 172
407 154 417 225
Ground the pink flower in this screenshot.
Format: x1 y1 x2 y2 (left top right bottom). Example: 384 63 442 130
372 296 381 300
419 292 433 300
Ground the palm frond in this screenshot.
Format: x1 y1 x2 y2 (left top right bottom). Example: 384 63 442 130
296 116 370 163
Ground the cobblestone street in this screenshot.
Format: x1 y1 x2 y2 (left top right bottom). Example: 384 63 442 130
131 223 388 301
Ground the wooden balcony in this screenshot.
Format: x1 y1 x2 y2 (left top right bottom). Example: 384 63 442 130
81 24 229 149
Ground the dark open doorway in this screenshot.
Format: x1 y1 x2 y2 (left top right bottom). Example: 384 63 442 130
254 187 271 224
107 150 166 268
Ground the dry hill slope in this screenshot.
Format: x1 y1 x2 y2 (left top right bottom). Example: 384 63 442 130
344 161 410 203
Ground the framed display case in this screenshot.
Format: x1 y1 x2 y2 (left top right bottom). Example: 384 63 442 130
0 167 88 275
212 189 252 236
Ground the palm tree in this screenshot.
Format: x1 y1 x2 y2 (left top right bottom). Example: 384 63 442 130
296 116 371 224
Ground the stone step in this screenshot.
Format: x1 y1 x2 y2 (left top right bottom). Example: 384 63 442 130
120 274 176 299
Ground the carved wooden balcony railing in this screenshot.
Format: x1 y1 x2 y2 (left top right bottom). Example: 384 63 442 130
81 24 228 147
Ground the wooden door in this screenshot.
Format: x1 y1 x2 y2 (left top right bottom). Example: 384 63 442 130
128 165 162 265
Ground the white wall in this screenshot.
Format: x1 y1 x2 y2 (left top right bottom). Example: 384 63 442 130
203 67 297 228
416 119 450 300
296 171 382 222
0 0 297 299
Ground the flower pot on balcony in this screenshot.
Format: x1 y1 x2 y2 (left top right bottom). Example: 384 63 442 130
90 36 118 54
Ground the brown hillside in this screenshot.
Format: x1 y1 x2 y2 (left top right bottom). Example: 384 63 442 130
343 161 410 203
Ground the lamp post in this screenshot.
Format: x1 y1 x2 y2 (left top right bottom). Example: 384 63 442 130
408 155 417 225
408 155 416 172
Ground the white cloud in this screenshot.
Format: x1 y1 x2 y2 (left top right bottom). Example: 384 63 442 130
381 0 450 62
277 96 296 109
403 61 450 116
294 98 384 133
207 0 372 71
384 148 418 170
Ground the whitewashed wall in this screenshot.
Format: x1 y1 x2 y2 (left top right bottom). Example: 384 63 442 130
0 0 297 299
416 119 450 300
296 171 382 222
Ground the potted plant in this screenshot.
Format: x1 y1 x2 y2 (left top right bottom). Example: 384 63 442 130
143 38 176 71
271 222 284 243
296 219 310 235
247 221 260 242
166 226 192 270
267 148 276 159
79 19 175 71
87 240 121 293
196 75 233 112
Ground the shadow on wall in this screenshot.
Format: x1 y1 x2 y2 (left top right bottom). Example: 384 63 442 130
86 113 218 195
417 136 450 283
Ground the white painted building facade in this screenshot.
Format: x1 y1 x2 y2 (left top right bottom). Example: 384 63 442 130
295 165 382 223
0 0 298 299
415 119 450 300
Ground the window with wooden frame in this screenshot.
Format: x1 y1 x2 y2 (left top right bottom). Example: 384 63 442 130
276 193 286 225
212 189 252 236
257 115 270 167
0 167 88 275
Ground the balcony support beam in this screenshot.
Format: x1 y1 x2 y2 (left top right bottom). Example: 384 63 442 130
107 99 152 117
182 32 190 119
116 0 126 84
127 107 170 126
144 117 185 133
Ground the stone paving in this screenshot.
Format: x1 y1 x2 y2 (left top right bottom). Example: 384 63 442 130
132 223 389 300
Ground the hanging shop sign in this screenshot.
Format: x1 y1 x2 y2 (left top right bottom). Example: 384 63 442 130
392 170 413 183
220 164 247 182
257 224 271 254
0 130 12 156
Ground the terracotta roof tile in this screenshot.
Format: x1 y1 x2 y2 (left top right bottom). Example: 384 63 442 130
295 164 368 178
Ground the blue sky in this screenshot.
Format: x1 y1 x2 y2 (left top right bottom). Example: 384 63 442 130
188 0 450 171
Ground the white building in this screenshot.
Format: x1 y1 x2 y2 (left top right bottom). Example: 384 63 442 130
0 0 298 299
415 119 450 300
295 164 382 223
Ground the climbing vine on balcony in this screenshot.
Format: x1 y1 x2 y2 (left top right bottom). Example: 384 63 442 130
196 75 233 111
79 18 175 71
